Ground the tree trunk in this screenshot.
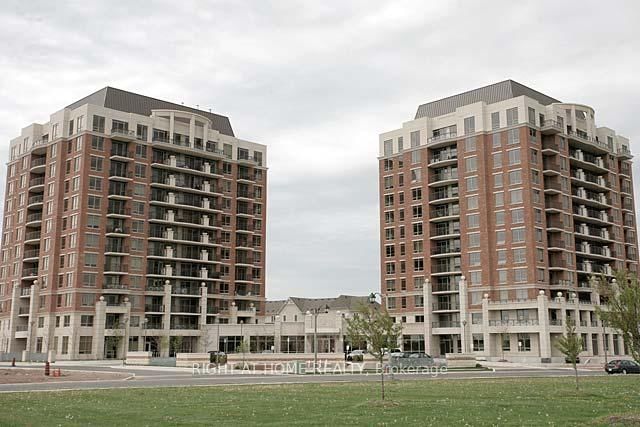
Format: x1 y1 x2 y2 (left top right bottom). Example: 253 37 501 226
380 356 385 401
573 361 579 390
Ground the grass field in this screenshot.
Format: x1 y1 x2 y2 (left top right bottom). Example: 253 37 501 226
1 377 639 426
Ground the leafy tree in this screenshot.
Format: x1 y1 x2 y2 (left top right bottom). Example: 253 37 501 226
237 340 250 368
555 319 582 390
595 271 640 364
170 336 184 357
346 303 402 401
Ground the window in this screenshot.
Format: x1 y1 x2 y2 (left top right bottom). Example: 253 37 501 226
383 140 393 156
464 116 475 134
512 228 525 243
469 271 482 285
498 270 508 284
466 176 478 191
93 115 105 132
517 334 531 351
467 214 479 228
87 215 100 229
510 189 523 204
411 188 422 201
507 129 520 145
494 173 503 188
411 151 421 164
410 168 421 183
528 107 536 125
412 223 423 236
464 137 476 152
512 208 524 224
508 170 522 185
508 149 521 165
465 156 477 172
410 130 420 148
492 133 501 148
506 107 518 126
493 152 502 168
495 192 504 207
468 232 480 248
79 336 93 355
83 273 97 287
80 315 94 327
491 112 500 129
413 258 424 272
87 196 101 210
134 164 146 178
88 177 102 191
91 136 104 150
133 201 145 215
90 156 103 171
497 249 506 264
134 183 146 196
467 195 478 210
469 252 481 266
496 211 505 226
85 234 99 248
84 253 98 267
473 334 484 352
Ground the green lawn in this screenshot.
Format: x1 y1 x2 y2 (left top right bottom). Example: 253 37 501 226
1 377 639 426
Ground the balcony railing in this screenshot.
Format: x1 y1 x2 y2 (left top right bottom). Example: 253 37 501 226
489 319 539 326
28 195 44 205
431 321 460 328
145 304 165 312
432 302 459 311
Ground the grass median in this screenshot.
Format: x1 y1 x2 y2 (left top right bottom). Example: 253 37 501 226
1 376 639 426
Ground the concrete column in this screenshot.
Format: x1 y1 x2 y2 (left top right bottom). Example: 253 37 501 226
459 276 469 354
229 302 238 325
481 293 491 358
423 279 433 356
537 291 551 360
162 280 172 355
94 297 107 359
274 316 282 352
25 282 39 355
189 117 196 148
8 284 20 352
122 298 132 358
169 112 175 140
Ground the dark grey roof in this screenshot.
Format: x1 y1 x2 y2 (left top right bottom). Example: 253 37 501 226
66 87 234 136
265 300 286 315
288 295 377 313
415 80 560 119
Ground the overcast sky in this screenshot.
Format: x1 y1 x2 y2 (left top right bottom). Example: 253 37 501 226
1 1 639 300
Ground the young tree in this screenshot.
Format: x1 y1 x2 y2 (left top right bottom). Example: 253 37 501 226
555 319 582 390
595 271 640 364
236 340 250 368
170 336 184 357
346 303 402 401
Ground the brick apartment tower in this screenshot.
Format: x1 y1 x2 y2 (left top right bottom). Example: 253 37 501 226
379 80 638 361
0 87 267 359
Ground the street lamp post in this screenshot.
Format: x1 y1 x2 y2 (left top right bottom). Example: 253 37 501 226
287 337 290 354
308 305 329 373
602 319 608 365
462 319 468 353
142 318 149 352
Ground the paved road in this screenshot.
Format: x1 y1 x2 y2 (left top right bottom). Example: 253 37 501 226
0 365 606 393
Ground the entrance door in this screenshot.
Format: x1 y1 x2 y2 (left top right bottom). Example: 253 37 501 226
104 337 118 359
439 335 453 355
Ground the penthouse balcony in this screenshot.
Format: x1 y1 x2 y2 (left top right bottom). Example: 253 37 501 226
617 146 633 159
110 128 137 142
567 131 611 154
427 132 458 146
540 119 563 135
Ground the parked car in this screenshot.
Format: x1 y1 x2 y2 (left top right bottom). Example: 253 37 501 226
383 348 403 355
208 351 227 365
605 359 640 374
346 350 365 362
565 356 580 364
389 352 435 368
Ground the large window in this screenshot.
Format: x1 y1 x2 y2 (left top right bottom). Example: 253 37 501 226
517 333 531 351
249 336 275 353
280 336 305 353
402 335 425 352
79 336 93 354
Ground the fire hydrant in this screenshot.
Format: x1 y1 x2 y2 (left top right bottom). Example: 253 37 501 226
44 361 50 376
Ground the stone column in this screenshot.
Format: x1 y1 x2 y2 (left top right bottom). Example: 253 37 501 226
481 293 491 358
94 297 107 359
459 276 469 354
274 316 282 353
423 279 433 356
537 290 551 360
169 112 175 141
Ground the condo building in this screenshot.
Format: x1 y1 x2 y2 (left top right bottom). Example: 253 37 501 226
0 87 267 359
379 80 638 362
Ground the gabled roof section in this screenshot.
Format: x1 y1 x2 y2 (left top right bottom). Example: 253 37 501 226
415 80 560 119
288 295 376 313
265 300 287 315
66 86 235 137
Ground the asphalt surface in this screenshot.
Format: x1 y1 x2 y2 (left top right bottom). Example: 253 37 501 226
0 364 607 393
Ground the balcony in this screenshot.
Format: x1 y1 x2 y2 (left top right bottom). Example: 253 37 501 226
145 304 165 313
617 146 633 159
27 195 44 207
540 120 563 135
108 170 134 180
427 132 457 145
432 302 460 311
103 283 129 291
30 157 47 171
107 207 131 217
110 128 137 141
429 171 458 187
432 283 459 293
432 321 460 328
29 177 45 190
110 148 134 160
24 231 41 243
488 319 539 327
26 213 42 224
104 264 128 274
431 246 461 256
